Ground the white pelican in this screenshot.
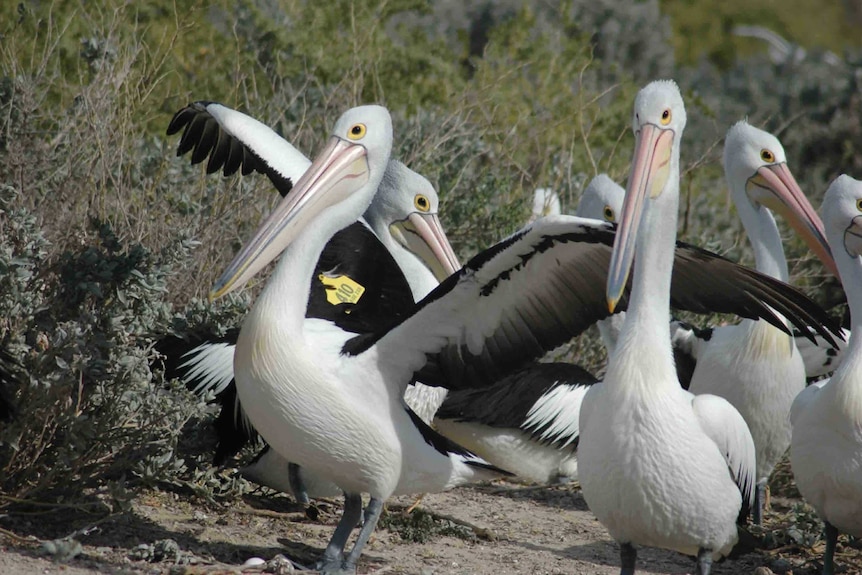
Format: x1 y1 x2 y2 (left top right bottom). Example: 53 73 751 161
206 104 839 574
163 103 458 500
685 121 838 524
578 80 757 575
790 174 862 575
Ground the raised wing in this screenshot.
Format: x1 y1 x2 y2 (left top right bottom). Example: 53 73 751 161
166 101 311 197
347 215 842 392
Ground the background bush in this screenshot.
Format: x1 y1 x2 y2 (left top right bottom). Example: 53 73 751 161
0 0 859 508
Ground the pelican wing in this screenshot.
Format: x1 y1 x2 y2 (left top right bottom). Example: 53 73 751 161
345 215 842 391
435 362 599 449
669 320 713 390
166 101 311 197
793 327 850 379
691 393 757 522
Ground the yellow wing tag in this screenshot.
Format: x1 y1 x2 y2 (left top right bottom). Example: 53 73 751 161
318 274 366 305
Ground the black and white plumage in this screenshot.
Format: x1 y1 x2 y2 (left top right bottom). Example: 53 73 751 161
203 103 840 574
162 103 458 500
790 174 862 575
433 174 618 484
579 80 756 575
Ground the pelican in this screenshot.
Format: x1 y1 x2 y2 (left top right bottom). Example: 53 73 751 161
206 104 839 574
529 187 562 222
433 174 622 484
790 174 862 575
686 121 838 524
163 103 458 499
578 80 757 575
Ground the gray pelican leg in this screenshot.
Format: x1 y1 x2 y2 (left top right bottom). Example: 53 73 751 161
822 521 838 575
620 542 636 575
696 547 712 575
340 496 384 574
753 478 767 525
288 462 310 505
316 492 363 572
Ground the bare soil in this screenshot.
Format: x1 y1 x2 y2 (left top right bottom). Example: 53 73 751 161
2 475 854 575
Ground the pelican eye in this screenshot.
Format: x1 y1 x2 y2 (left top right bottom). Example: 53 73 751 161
660 109 672 125
347 123 366 140
760 149 775 163
856 198 862 212
602 205 615 222
414 194 430 212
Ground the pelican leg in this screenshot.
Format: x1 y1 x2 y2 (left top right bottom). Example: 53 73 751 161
340 496 384 574
822 521 838 575
620 542 636 575
288 462 310 505
753 478 767 525
696 547 712 575
316 492 363 573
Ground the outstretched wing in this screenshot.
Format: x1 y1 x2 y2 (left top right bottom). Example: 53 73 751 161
345 215 842 392
166 101 311 197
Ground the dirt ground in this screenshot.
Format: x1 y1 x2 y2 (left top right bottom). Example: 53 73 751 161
1 474 853 575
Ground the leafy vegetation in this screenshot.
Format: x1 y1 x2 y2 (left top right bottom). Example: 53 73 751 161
0 2 860 561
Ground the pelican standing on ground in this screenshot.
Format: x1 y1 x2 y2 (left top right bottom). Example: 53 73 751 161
208 106 507 574
790 174 862 575
578 80 756 575
686 121 838 524
163 103 458 499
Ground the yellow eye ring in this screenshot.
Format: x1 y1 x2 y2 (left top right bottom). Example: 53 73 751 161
414 194 430 212
760 149 775 163
602 205 615 222
347 123 366 140
660 109 672 126
856 198 862 212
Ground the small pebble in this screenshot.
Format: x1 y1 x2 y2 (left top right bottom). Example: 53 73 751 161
243 557 266 567
753 567 774 575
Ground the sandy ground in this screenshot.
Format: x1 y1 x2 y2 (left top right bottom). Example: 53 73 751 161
2 476 847 575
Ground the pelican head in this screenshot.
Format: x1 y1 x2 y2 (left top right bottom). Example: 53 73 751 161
371 161 460 281
822 174 862 263
576 174 624 223
724 121 837 276
530 187 562 221
210 105 393 299
607 80 686 312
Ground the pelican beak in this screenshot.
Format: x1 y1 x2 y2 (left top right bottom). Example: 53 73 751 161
390 212 461 281
210 136 370 300
607 123 675 312
844 215 862 258
747 163 839 277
